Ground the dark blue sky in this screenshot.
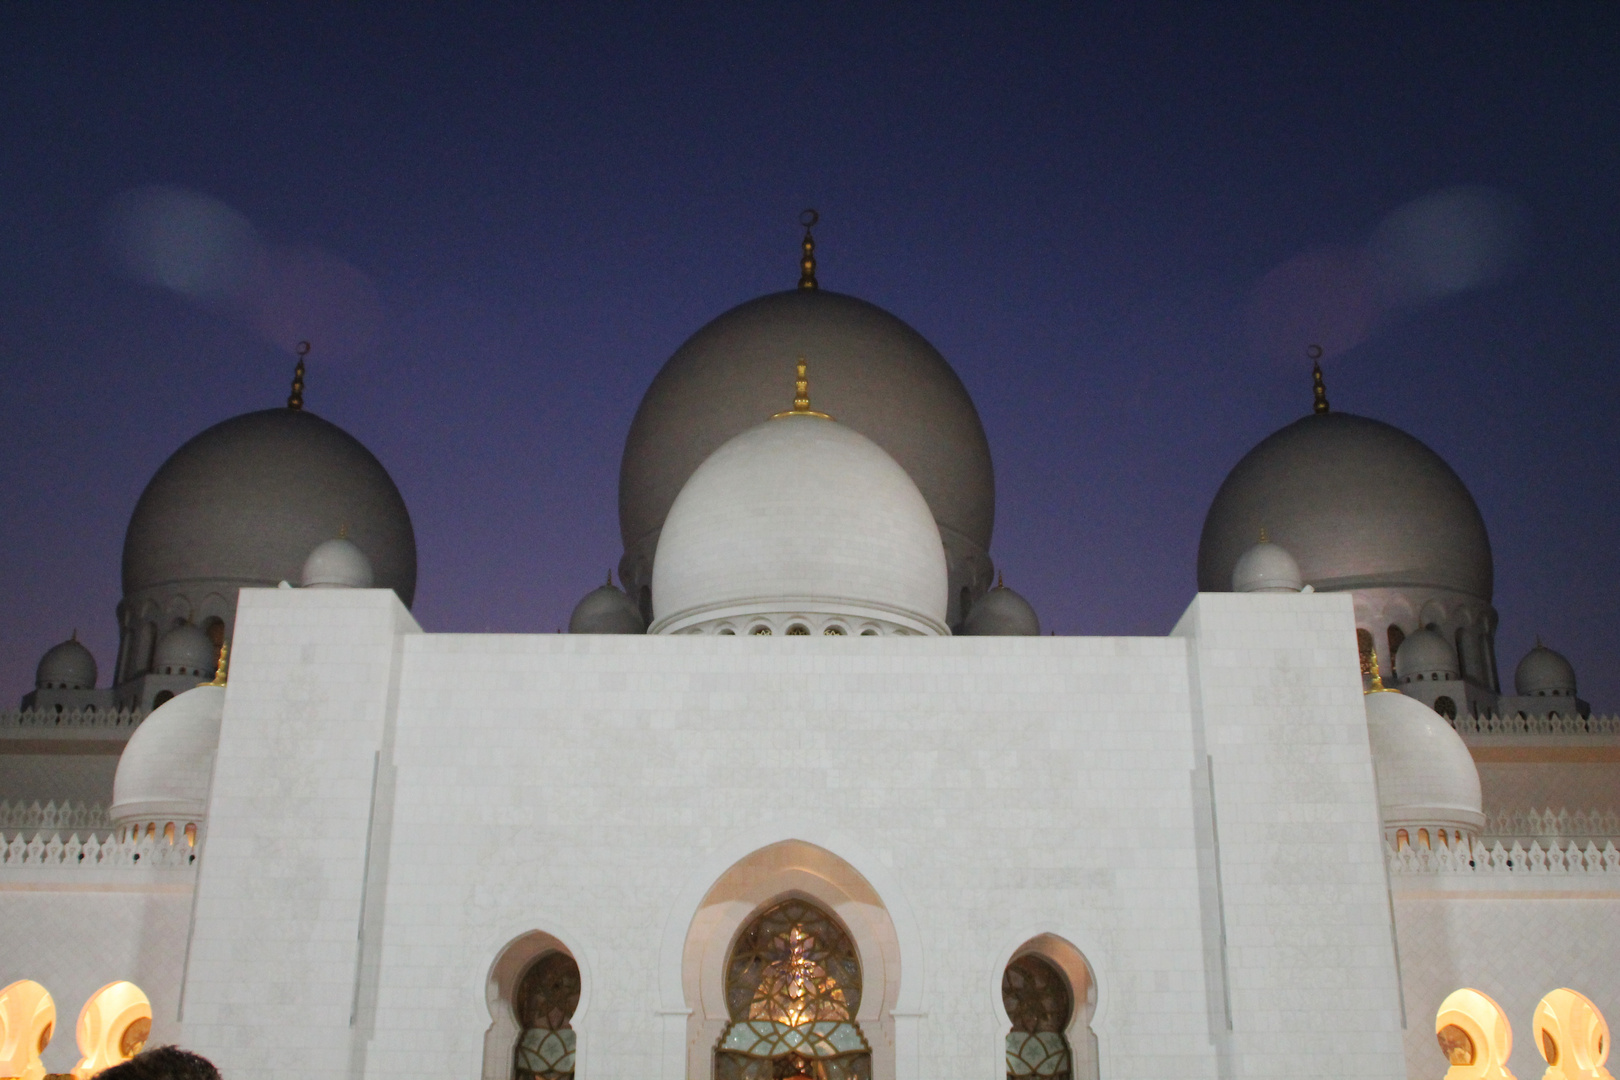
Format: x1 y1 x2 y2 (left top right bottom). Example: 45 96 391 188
3 5 1617 705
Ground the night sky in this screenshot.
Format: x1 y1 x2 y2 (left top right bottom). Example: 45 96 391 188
3 6 1617 706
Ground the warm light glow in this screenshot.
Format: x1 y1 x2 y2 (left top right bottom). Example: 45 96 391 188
72 980 152 1079
1436 987 1516 1080
1533 988 1611 1080
0 980 56 1080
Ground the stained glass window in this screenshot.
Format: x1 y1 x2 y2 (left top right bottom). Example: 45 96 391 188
1003 955 1072 1080
716 899 871 1080
514 952 580 1080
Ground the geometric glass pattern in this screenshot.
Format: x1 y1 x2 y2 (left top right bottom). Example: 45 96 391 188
1003 955 1071 1080
716 898 872 1080
514 951 581 1080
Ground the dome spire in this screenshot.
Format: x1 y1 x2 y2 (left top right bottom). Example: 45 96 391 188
288 341 310 410
1365 643 1393 693
204 640 229 687
798 209 819 290
1308 345 1329 414
772 357 832 420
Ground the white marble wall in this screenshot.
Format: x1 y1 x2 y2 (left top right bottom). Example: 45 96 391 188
1173 592 1407 1080
164 588 1410 1080
179 589 421 1080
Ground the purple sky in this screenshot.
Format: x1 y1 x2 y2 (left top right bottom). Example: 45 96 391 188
2 6 1617 707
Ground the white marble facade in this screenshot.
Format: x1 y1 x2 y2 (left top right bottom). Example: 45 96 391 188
139 585 1405 1080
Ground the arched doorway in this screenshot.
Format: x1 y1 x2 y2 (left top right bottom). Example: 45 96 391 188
513 951 580 1080
715 897 872 1080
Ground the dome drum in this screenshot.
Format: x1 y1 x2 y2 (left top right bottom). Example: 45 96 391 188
658 604 932 637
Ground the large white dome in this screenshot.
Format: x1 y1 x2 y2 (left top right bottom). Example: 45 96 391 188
1364 689 1483 842
650 412 949 636
110 684 224 830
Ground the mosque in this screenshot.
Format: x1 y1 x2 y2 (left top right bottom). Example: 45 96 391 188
1 225 1617 1080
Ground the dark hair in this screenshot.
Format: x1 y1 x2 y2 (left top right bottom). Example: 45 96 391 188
94 1046 221 1080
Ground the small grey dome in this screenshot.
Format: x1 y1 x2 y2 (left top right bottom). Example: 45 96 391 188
1199 412 1492 602
36 636 97 690
302 537 375 588
961 580 1040 635
123 408 416 606
1395 628 1459 683
1231 538 1303 593
1515 643 1576 697
569 580 646 634
153 624 215 677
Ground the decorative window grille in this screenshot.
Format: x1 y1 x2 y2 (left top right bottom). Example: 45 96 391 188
514 952 580 1080
1004 955 1072 1079
715 898 871 1080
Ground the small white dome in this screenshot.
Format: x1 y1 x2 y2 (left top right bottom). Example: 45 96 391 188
650 413 949 635
1394 628 1459 683
569 581 645 634
1230 539 1303 593
1515 643 1576 697
301 537 375 588
35 636 97 690
961 581 1040 636
1364 689 1483 841
152 624 216 677
110 684 224 828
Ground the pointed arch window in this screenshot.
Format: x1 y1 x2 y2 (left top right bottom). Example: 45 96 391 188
715 897 871 1080
514 951 580 1080
1004 954 1072 1079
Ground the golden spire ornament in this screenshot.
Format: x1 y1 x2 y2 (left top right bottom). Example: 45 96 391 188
1308 345 1329 414
1364 643 1392 693
288 341 310 410
798 209 819 290
204 641 230 688
771 357 832 420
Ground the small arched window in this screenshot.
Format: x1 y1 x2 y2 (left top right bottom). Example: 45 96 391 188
1396 829 1409 850
1004 954 1072 1079
514 952 580 1080
1433 696 1457 721
1386 625 1406 676
152 691 174 709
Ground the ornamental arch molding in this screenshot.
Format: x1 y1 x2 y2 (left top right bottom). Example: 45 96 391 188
482 927 592 1080
674 838 908 1080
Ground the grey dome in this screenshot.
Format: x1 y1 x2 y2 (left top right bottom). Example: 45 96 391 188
1395 628 1459 683
302 537 375 589
569 581 646 634
618 290 994 614
153 624 215 677
1231 539 1303 593
1199 412 1492 601
1515 643 1576 697
962 582 1040 636
124 408 416 606
36 636 96 690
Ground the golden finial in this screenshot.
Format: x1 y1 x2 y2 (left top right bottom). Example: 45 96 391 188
770 357 832 420
1258 527 1268 544
204 641 229 688
1364 642 1393 693
288 341 310 410
797 209 819 290
338 523 349 540
996 571 1005 589
606 569 613 587
1308 345 1329 414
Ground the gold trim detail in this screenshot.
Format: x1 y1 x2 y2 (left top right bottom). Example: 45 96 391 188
771 358 832 420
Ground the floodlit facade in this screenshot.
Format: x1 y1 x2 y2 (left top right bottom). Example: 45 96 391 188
2 242 1617 1079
